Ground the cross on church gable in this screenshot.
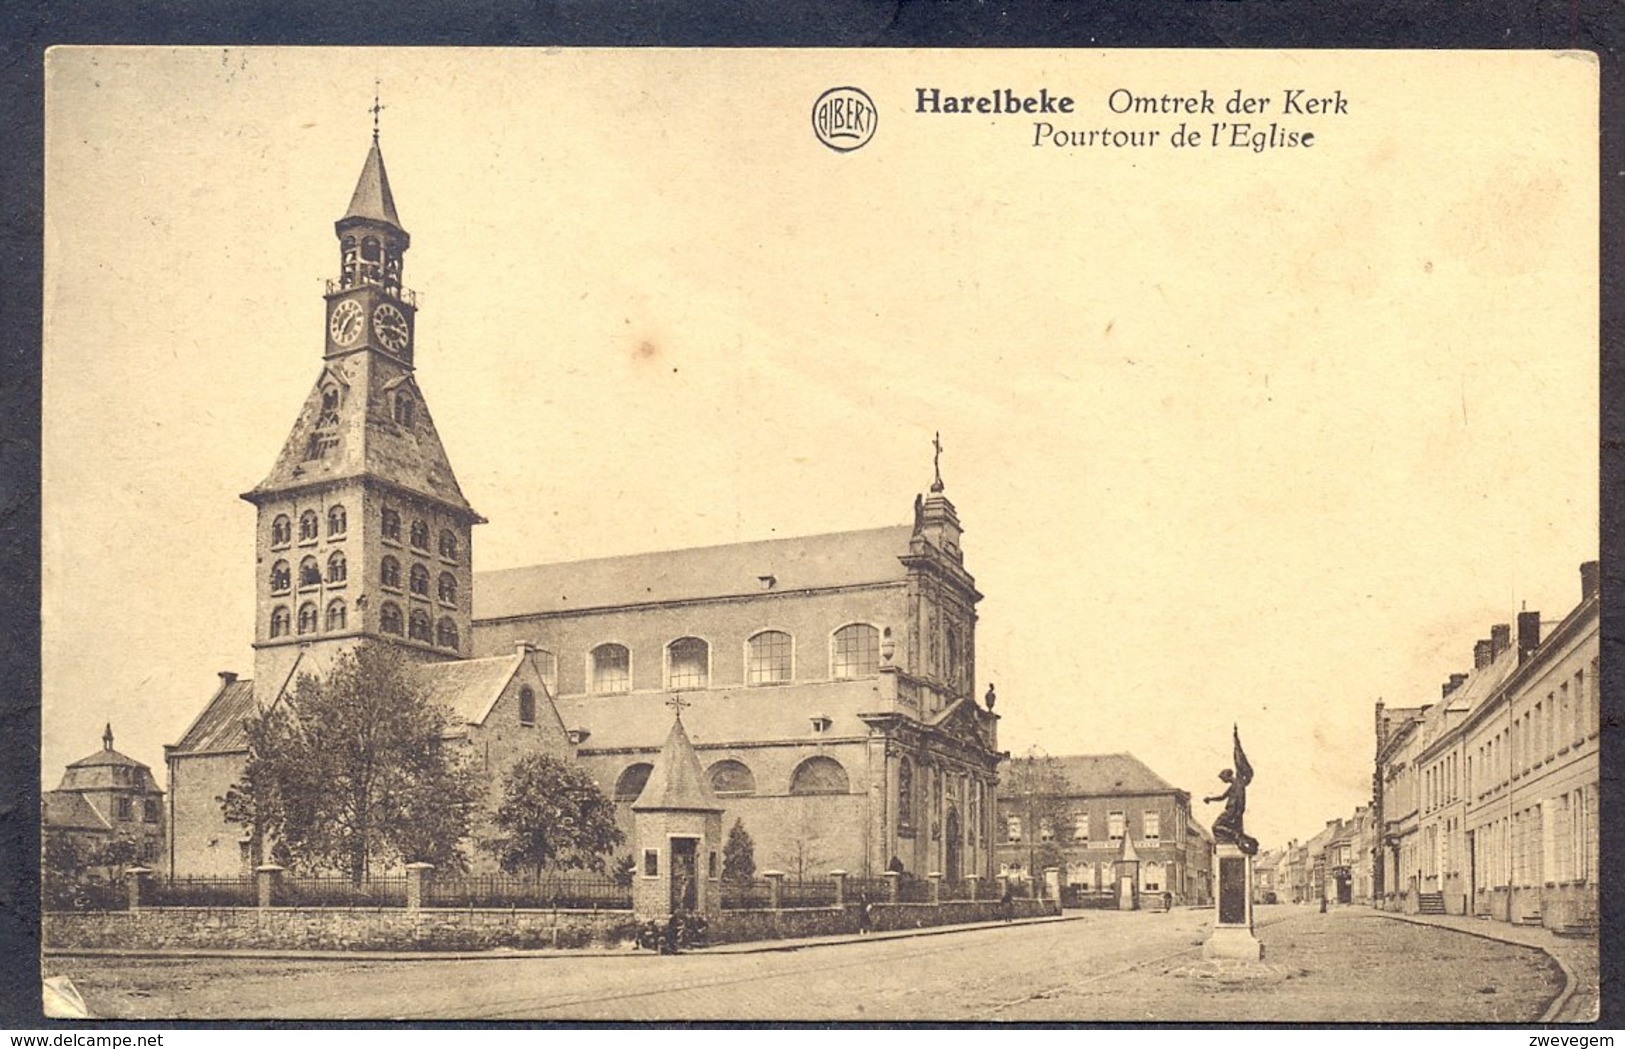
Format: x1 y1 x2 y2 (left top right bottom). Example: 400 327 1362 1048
666 694 690 719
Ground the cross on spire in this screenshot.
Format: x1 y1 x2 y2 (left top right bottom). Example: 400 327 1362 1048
369 79 385 143
666 693 691 720
930 430 945 493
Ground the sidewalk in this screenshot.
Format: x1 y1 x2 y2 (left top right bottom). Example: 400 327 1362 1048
1373 909 1598 1022
43 912 1076 964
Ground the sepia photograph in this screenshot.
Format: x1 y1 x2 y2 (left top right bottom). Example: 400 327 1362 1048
38 46 1598 1023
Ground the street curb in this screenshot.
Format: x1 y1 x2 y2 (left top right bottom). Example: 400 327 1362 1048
41 913 1077 965
1373 911 1576 1023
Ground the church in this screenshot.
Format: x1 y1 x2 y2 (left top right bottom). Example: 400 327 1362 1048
166 129 1004 883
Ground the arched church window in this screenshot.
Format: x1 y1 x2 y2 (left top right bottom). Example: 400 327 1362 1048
536 650 558 695
270 605 291 638
361 236 381 261
326 599 347 632
297 602 318 635
271 515 292 547
270 560 291 593
381 508 402 541
326 551 347 585
299 556 321 588
789 756 849 795
299 510 319 542
614 763 653 802
321 386 340 413
409 609 432 642
518 686 536 725
410 563 430 597
380 556 401 589
436 617 459 649
832 623 880 679
898 757 915 828
327 505 346 536
438 530 459 562
746 630 793 685
591 643 631 694
667 637 709 690
437 572 457 606
380 602 403 635
395 395 416 429
340 236 358 286
409 519 429 550
707 759 756 796
946 625 961 687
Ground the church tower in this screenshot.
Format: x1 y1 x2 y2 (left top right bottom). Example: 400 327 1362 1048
242 128 484 689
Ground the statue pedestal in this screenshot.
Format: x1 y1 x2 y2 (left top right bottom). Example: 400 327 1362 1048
1203 843 1263 961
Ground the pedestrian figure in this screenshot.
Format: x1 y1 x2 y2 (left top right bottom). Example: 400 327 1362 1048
857 895 873 935
999 883 1015 922
662 911 683 954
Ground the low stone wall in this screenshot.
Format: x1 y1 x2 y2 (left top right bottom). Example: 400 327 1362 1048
45 907 641 953
45 897 1058 953
712 898 1057 944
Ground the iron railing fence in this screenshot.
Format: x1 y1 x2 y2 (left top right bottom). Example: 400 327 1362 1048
895 877 934 904
42 878 129 912
844 877 891 903
719 879 774 910
145 876 257 909
779 879 838 908
424 872 631 910
279 874 409 908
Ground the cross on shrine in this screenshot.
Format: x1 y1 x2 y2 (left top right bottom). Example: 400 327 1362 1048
369 80 385 142
930 430 945 492
666 694 691 719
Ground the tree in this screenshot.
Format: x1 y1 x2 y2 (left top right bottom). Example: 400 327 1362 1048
721 818 756 884
483 754 625 876
1002 747 1075 879
222 642 482 882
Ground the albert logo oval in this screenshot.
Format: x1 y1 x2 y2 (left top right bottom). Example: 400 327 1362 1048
812 87 878 152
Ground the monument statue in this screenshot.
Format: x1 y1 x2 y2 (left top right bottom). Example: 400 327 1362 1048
1203 725 1258 856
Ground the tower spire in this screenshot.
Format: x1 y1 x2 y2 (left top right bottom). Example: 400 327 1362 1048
102 722 114 751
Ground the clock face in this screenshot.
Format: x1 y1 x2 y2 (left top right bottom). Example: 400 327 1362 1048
328 299 365 346
372 304 410 353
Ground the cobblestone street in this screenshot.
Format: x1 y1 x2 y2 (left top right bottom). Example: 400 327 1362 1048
48 905 1576 1023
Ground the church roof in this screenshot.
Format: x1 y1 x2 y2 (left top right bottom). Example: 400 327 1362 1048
43 791 112 832
1001 753 1183 798
631 716 723 813
475 524 914 621
411 654 526 728
172 676 261 755
340 139 403 231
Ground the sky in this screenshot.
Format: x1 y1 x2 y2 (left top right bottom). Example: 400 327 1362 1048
41 48 1598 851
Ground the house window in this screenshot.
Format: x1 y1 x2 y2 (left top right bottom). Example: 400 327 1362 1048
271 515 292 547
410 519 430 550
436 617 459 648
1039 818 1055 842
326 551 347 584
270 606 291 638
382 508 402 541
747 630 793 685
667 637 709 689
832 623 880 679
410 563 430 596
1006 816 1023 843
270 560 291 593
409 609 432 642
898 757 915 828
591 643 631 693
325 599 347 631
708 759 756 796
789 756 849 795
1143 811 1160 842
380 602 403 635
297 602 318 635
394 393 415 428
299 510 319 542
643 849 659 877
1141 861 1163 893
518 686 536 725
143 798 160 823
117 797 132 820
1108 811 1125 841
1074 812 1090 843
327 505 347 537
438 572 457 605
536 650 558 695
615 763 654 802
439 530 459 562
381 556 401 589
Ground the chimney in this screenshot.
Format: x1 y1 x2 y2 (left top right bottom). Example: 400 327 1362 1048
1473 639 1493 670
514 640 536 656
1490 623 1511 658
1581 560 1599 601
1517 610 1541 664
1442 672 1468 699
218 671 238 684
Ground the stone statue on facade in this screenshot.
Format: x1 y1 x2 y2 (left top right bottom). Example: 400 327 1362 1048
1203 724 1258 856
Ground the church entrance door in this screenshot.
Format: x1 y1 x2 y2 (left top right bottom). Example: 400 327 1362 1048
670 837 699 913
944 808 961 882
